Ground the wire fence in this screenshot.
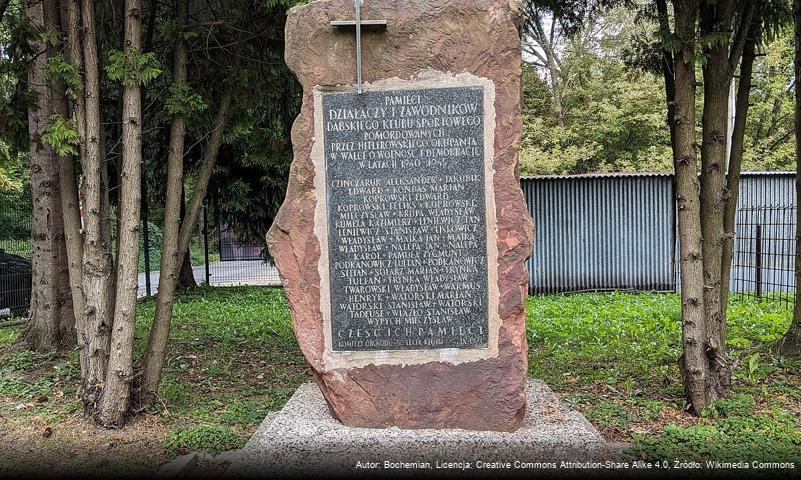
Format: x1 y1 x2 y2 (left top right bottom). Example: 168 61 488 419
0 198 32 324
137 203 281 298
211 211 281 287
732 205 796 308
1 182 798 323
0 194 281 321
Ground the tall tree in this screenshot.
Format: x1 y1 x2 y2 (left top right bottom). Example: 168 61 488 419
778 0 801 356
721 15 761 320
97 0 143 427
658 0 790 412
139 0 190 405
76 0 115 412
56 0 158 420
18 0 75 351
140 82 234 404
671 0 712 414
60 0 87 376
522 4 566 126
6 0 297 426
697 1 757 397
135 0 294 408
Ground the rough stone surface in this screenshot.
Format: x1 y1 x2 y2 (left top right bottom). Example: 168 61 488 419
266 0 532 431
224 382 613 478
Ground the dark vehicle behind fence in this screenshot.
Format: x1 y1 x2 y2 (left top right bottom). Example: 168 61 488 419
0 250 32 317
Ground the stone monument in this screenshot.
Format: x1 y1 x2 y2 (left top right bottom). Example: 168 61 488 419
266 0 533 432
222 1 614 475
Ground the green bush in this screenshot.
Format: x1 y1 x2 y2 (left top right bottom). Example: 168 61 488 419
707 394 757 418
164 425 243 457
627 416 801 463
585 401 633 429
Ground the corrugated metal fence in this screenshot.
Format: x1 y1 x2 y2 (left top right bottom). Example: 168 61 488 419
522 172 796 295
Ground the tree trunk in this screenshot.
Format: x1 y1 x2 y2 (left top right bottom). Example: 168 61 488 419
97 0 142 427
778 0 801 357
177 249 196 290
51 12 78 349
177 90 232 270
655 0 675 150
63 0 89 378
673 0 713 415
697 0 756 396
140 84 233 405
177 186 197 291
100 128 116 316
138 0 190 406
19 0 75 351
532 14 564 127
698 1 735 391
79 0 115 413
721 19 760 321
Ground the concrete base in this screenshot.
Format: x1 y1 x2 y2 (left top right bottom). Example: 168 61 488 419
225 381 614 478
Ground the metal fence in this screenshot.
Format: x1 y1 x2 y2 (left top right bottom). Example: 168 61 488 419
732 206 796 307
0 200 32 322
522 172 797 298
1 172 797 319
202 206 281 287
138 204 281 298
523 173 675 294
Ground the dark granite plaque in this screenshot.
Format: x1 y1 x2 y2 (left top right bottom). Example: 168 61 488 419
323 86 489 351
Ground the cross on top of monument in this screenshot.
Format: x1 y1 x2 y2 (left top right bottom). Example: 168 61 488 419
330 0 387 94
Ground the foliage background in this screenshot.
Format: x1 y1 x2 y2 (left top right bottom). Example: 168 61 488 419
520 6 796 176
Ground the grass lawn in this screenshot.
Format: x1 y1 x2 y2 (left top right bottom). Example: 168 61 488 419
1 287 799 476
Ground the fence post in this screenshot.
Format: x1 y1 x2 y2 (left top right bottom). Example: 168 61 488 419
755 224 762 300
203 201 210 285
142 177 151 297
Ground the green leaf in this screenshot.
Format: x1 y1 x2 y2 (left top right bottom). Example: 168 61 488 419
45 55 81 98
42 114 80 157
105 49 162 87
165 84 208 115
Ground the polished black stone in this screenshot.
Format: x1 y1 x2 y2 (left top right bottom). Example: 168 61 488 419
323 86 489 351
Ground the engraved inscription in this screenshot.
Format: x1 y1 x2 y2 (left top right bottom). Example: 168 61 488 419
323 86 488 351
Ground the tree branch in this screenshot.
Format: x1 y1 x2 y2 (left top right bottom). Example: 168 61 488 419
523 43 549 65
728 0 758 73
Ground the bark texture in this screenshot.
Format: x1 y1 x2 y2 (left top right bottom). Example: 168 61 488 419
98 0 143 427
79 0 115 411
673 0 712 414
698 0 736 390
139 0 190 404
721 18 760 319
19 0 76 351
63 0 89 377
669 0 759 412
268 0 531 431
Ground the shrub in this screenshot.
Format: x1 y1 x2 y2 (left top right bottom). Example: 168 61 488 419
164 425 243 457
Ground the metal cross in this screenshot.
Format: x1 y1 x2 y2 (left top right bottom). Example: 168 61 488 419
331 0 387 94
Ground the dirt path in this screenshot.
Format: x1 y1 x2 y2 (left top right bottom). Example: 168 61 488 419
0 414 169 478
